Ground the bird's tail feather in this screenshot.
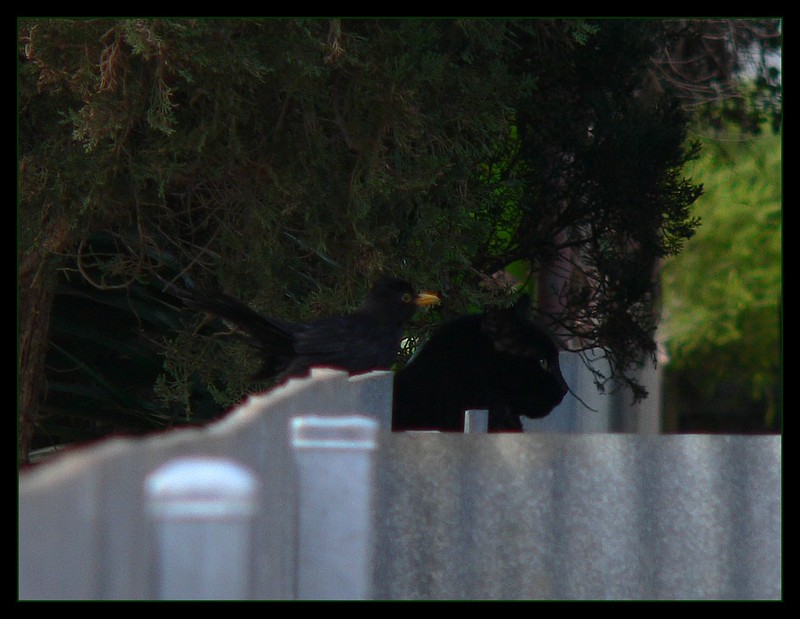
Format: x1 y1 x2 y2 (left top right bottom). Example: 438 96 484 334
156 274 295 380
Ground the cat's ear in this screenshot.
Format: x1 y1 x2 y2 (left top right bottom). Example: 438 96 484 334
481 294 550 359
481 303 522 355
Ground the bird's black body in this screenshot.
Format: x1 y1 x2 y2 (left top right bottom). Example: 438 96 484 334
172 277 438 383
392 297 568 432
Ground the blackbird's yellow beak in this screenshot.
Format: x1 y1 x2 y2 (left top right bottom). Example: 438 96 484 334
414 291 441 307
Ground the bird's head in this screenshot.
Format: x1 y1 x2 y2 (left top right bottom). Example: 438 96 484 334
361 278 440 318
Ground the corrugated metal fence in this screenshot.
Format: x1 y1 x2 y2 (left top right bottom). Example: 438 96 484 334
18 368 781 600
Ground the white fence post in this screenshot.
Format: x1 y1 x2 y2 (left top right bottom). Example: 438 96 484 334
464 409 489 433
144 457 259 600
290 415 379 600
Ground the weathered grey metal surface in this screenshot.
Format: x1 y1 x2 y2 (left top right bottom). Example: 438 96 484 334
145 457 260 599
291 416 379 600
19 369 391 600
19 370 781 600
373 432 781 600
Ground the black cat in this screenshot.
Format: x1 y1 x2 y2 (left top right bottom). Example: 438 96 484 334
392 296 568 432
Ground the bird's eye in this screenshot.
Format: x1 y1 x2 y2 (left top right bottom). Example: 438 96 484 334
401 292 413 303
538 358 549 370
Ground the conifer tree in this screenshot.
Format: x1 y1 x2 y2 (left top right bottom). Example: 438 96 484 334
18 18 780 460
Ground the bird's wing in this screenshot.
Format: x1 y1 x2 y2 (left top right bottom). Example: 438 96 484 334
288 315 402 374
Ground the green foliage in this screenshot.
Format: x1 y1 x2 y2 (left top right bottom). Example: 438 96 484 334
567 21 600 46
477 20 705 398
19 18 778 449
679 20 783 135
19 19 530 445
661 127 781 425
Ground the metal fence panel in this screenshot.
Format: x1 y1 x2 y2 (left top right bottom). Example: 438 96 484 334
373 433 781 600
19 369 389 600
19 371 781 601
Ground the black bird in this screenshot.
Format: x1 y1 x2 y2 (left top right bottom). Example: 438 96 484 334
392 295 568 432
167 277 440 383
